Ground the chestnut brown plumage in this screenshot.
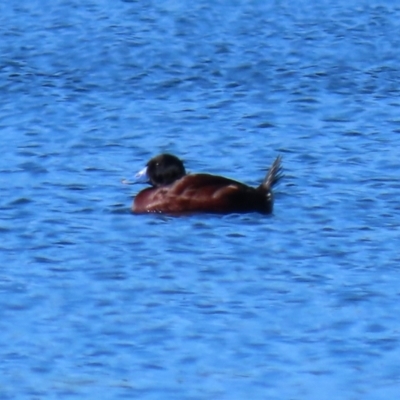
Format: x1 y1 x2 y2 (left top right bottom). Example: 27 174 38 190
132 154 282 214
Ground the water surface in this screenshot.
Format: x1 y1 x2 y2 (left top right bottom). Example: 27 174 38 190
1 1 400 399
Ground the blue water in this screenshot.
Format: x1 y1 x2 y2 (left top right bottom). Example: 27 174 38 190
1 0 400 398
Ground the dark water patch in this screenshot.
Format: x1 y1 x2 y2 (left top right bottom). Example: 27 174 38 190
65 184 87 191
8 197 33 206
17 161 48 174
33 256 59 264
256 121 275 129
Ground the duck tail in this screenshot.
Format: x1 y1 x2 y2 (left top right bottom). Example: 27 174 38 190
258 155 283 193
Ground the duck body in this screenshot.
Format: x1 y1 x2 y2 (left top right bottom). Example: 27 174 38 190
132 154 282 214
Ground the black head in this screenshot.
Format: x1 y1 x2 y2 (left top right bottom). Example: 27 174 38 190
145 154 186 187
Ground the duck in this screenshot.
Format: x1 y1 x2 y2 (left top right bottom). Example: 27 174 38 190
131 153 282 214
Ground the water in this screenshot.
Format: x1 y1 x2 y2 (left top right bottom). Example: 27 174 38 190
1 0 400 398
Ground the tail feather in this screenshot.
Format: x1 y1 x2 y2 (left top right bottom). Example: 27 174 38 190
259 155 283 192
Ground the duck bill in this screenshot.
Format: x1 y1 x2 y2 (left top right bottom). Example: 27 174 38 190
134 166 149 183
